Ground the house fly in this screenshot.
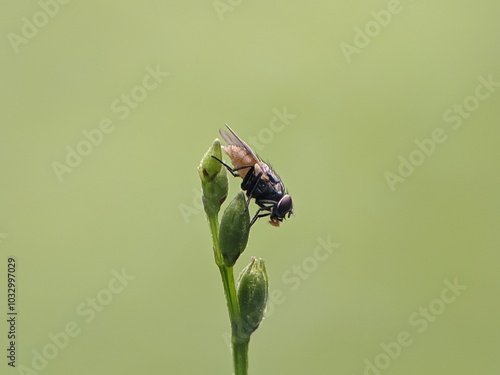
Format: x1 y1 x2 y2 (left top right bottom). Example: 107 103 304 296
212 124 294 227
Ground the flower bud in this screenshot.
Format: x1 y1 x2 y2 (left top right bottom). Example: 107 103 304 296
219 192 250 266
237 257 269 336
198 139 228 216
198 139 223 180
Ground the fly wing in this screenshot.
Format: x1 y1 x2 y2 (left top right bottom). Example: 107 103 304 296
219 124 261 164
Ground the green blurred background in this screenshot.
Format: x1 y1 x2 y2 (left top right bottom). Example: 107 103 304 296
1 1 499 374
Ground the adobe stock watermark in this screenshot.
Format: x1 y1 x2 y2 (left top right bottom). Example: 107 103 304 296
178 187 204 224
340 0 412 64
7 0 71 54
213 0 243 21
51 64 169 182
244 106 297 153
384 73 499 192
222 235 340 351
353 277 466 375
16 268 134 374
179 106 297 224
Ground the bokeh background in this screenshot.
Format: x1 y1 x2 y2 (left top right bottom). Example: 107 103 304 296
1 1 499 374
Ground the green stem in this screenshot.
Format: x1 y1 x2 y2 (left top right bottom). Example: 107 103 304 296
208 214 223 267
207 214 249 375
232 338 249 375
218 265 240 327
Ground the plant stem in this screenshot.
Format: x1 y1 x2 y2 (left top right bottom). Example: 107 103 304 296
232 338 249 375
208 214 223 267
218 265 240 328
207 214 249 375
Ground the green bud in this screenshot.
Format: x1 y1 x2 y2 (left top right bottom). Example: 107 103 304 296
237 257 269 336
201 171 228 217
198 139 223 181
198 139 228 216
219 192 250 267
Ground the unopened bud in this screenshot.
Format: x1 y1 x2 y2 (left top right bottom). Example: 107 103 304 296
198 139 223 180
219 192 250 266
198 139 228 216
237 257 269 336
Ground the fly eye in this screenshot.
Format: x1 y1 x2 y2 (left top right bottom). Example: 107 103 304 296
277 195 293 217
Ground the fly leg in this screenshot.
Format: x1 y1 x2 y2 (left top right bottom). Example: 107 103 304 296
210 155 254 177
249 199 278 226
250 209 270 227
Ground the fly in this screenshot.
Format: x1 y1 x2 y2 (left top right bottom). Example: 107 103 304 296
212 124 294 227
